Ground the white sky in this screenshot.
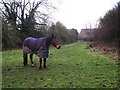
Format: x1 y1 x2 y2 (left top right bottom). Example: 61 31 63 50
50 0 119 32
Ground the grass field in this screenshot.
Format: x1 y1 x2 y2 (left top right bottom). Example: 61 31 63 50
2 42 119 88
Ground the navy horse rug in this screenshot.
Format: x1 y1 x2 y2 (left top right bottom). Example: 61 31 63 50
23 37 49 58
22 34 61 69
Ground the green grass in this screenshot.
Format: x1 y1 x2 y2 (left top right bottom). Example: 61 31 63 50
2 42 119 88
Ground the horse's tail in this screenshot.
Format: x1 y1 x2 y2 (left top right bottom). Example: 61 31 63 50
23 38 28 66
23 52 28 66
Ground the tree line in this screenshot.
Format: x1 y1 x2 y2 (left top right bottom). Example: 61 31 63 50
94 1 120 44
88 1 120 59
1 0 78 50
47 22 78 44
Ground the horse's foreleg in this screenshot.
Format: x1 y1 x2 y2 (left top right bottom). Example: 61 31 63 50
23 53 28 66
30 54 34 67
39 58 42 69
43 58 46 68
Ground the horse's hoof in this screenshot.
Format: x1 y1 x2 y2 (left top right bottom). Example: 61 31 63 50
24 63 27 67
39 67 42 69
31 64 35 67
24 65 27 67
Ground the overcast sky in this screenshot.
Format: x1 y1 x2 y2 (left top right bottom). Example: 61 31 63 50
50 0 119 32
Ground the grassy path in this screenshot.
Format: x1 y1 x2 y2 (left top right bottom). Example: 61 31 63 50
2 42 119 88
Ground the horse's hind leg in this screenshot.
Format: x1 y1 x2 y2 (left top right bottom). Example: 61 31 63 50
23 53 28 66
30 54 35 67
39 58 42 69
43 58 46 68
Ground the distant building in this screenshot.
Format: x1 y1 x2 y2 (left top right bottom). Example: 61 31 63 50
79 29 97 41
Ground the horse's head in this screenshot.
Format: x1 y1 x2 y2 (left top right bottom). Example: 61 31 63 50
51 34 61 49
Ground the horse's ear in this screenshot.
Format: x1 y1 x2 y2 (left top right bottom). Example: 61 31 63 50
52 34 54 37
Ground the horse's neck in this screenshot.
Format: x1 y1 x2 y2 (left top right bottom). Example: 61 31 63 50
46 37 52 48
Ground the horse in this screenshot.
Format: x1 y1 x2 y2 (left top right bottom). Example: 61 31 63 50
22 34 61 69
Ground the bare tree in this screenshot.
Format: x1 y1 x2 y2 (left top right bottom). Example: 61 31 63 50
1 0 56 49
0 0 55 33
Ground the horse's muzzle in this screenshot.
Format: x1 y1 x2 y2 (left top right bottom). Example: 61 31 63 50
56 45 61 49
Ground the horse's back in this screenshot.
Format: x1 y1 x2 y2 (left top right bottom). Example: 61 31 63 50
23 37 37 47
23 37 46 54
